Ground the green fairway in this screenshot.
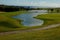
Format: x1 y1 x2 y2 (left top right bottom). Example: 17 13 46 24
0 13 60 40
35 13 60 26
36 13 60 20
0 24 60 40
0 11 28 32
0 0 60 40
0 12 60 32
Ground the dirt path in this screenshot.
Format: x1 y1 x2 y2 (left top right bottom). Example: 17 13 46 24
0 23 60 35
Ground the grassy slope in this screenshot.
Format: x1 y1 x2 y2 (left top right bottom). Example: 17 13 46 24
0 12 60 30
0 11 27 32
36 13 60 20
0 13 60 40
36 13 60 26
0 25 60 40
33 13 60 28
1 12 59 32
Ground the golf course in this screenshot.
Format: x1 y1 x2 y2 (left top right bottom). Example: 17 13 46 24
0 0 60 40
0 11 60 40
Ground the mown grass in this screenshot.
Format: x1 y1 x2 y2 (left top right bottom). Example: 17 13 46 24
0 12 60 32
0 13 60 40
0 11 28 32
36 13 60 20
32 13 60 29
35 13 60 26
0 25 60 40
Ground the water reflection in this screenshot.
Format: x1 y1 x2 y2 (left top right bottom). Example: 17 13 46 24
13 10 47 27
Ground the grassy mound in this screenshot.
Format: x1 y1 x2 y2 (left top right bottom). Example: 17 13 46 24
0 11 26 32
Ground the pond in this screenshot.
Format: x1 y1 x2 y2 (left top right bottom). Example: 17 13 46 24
13 10 47 27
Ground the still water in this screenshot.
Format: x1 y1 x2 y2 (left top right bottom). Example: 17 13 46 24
13 10 47 27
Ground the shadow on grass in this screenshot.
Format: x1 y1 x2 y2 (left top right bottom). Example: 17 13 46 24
0 21 19 28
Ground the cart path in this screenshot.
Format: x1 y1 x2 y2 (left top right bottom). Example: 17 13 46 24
0 23 60 35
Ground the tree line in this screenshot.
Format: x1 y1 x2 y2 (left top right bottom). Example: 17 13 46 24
0 5 31 12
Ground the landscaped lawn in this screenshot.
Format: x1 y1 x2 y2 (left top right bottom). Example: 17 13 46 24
0 12 60 32
35 13 60 26
0 11 28 32
0 24 60 40
0 13 60 40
